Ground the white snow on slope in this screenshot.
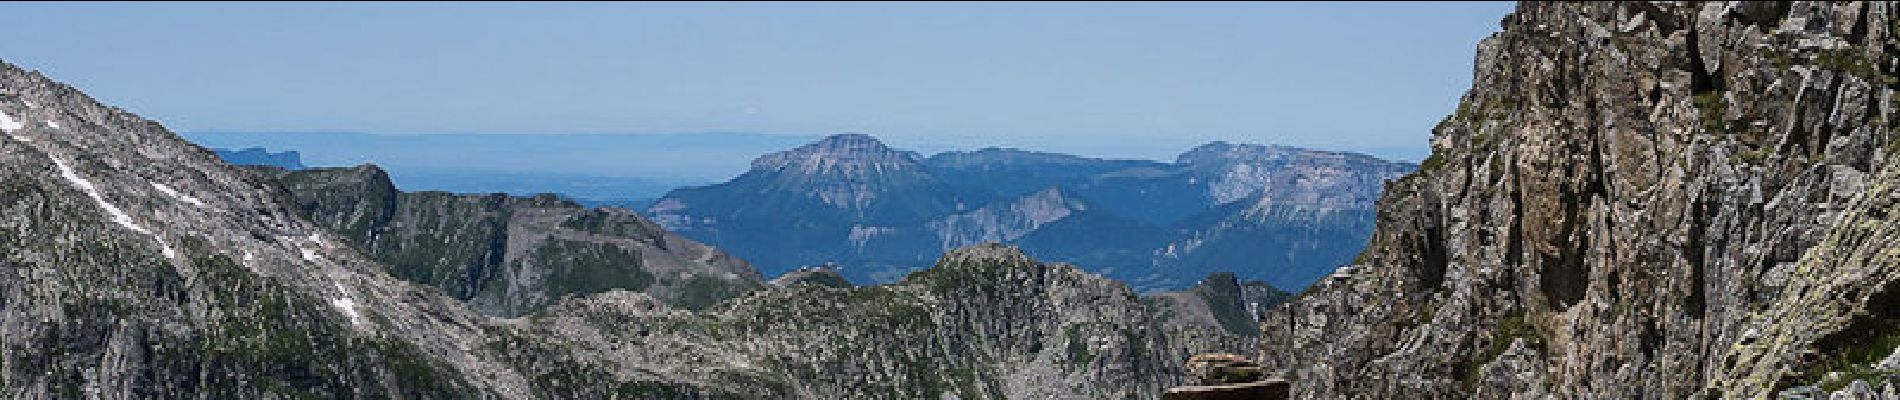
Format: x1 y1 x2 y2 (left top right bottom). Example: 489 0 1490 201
331 283 364 327
50 156 176 259
53 157 149 234
151 182 206 207
158 239 177 260
0 109 26 140
44 120 58 129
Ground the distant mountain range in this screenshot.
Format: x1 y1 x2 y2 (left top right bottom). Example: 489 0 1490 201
185 131 809 201
649 133 1414 290
210 147 304 169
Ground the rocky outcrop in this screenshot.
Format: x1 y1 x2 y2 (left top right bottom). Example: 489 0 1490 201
1153 272 1291 336
0 58 545 398
929 187 1088 250
1261 2 1900 398
517 244 1251 399
263 165 763 316
769 266 853 288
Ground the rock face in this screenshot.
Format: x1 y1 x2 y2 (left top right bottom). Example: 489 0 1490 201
0 58 1244 398
1153 273 1291 337
1260 2 1900 398
0 58 541 398
649 135 1412 290
768 266 853 289
518 244 1252 399
262 165 763 316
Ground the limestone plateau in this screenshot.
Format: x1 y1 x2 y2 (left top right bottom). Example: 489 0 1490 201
1261 2 1900 398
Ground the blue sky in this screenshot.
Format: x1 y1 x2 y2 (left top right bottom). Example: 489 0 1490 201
0 1 1512 161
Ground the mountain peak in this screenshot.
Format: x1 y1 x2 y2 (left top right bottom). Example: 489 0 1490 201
749 132 919 173
1174 141 1301 165
932 243 1036 270
814 132 885 147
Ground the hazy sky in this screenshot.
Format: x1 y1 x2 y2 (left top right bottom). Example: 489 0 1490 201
0 1 1512 161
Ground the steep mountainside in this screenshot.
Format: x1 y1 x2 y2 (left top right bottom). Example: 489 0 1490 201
515 245 1250 399
0 58 1237 398
650 134 1411 290
1261 2 1900 398
0 58 547 398
262 165 762 317
1151 272 1292 337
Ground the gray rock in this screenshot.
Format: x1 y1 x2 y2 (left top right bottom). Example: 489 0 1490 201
1260 2 1900 398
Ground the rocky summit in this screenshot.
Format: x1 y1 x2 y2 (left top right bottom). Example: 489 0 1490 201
1261 2 1900 398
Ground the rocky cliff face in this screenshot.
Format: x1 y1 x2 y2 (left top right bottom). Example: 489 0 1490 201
263 165 762 317
1261 2 1900 398
0 58 546 398
928 187 1088 251
516 244 1250 399
1152 272 1291 337
1175 142 1410 208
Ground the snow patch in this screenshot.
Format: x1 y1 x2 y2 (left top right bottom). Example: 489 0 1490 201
53 157 149 234
151 182 206 207
23 101 36 109
330 283 365 327
51 157 179 260
43 120 58 129
298 233 329 261
0 109 24 134
242 251 255 263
